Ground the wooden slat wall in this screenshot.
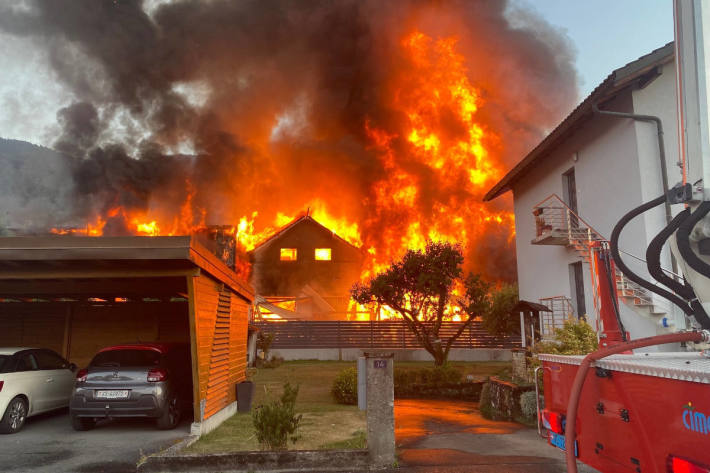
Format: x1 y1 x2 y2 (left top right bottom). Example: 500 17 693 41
0 302 189 368
228 296 249 393
203 291 231 419
255 321 521 349
0 305 65 354
190 273 250 420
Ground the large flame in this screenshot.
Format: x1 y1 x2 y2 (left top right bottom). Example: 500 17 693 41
50 30 514 321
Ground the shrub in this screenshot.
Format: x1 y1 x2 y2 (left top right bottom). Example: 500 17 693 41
519 390 538 419
481 284 519 336
252 382 302 450
258 355 284 369
331 367 358 405
257 332 275 359
535 318 598 355
419 365 462 385
394 368 417 391
530 318 599 380
394 365 465 397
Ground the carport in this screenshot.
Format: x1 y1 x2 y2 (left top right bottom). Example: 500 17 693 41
0 236 253 434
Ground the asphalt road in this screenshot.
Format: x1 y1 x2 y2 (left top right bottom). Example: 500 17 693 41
0 408 190 473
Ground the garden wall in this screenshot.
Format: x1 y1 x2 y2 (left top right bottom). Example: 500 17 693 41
485 377 535 420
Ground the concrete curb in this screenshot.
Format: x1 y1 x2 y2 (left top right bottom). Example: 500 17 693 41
137 448 371 472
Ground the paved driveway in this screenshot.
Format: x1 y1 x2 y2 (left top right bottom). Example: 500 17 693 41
0 408 190 473
394 399 599 473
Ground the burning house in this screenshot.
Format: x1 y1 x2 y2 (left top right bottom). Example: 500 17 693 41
0 1 581 297
249 214 365 320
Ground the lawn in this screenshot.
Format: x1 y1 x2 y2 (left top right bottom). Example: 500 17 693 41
184 359 510 453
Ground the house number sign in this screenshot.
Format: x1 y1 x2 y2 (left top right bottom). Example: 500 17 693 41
374 359 387 369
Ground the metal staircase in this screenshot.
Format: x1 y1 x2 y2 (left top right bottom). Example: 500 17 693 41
532 194 667 325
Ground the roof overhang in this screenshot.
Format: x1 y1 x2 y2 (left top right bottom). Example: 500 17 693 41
483 42 674 202
0 236 254 301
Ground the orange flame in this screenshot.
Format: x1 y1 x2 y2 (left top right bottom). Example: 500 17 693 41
51 30 515 323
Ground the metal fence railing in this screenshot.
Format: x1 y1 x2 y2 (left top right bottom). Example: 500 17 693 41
254 320 521 350
539 296 575 336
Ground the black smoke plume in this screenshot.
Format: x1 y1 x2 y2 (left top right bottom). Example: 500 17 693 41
0 0 578 282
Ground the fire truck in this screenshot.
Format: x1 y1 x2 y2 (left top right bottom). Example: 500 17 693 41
537 2 710 472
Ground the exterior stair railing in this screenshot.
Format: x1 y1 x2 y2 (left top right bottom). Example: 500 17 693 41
532 194 668 324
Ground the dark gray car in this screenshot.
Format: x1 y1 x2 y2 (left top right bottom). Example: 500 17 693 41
70 343 192 431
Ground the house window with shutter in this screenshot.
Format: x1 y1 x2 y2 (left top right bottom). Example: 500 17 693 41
280 248 297 261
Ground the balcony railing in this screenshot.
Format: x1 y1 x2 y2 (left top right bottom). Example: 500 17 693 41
531 194 669 320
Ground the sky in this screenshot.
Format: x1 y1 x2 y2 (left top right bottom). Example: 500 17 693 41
0 0 676 147
514 0 675 96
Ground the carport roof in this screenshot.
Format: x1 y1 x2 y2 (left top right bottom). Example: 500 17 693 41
0 236 253 301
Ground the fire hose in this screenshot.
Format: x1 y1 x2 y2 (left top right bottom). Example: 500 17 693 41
564 330 710 473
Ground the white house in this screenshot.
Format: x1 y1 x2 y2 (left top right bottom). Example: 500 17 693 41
484 43 688 345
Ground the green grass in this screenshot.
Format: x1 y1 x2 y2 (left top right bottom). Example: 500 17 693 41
320 430 367 450
185 359 511 453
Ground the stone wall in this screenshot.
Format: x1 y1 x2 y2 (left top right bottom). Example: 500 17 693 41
485 377 534 421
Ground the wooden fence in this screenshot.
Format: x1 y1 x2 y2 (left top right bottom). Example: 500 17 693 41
253 320 521 349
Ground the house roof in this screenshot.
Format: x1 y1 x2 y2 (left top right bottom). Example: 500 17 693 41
483 42 675 202
511 300 552 313
250 214 363 254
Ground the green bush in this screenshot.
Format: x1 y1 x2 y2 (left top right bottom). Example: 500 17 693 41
519 390 537 419
530 318 599 380
252 382 302 450
331 368 358 405
534 318 598 355
393 365 464 397
257 355 284 369
418 365 462 385
257 332 275 359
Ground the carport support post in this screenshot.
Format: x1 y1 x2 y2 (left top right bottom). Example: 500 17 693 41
365 352 395 467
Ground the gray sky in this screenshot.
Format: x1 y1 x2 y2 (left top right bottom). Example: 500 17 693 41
0 0 675 146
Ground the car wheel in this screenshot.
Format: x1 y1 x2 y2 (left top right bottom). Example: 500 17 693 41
71 415 95 431
156 395 180 430
0 397 28 434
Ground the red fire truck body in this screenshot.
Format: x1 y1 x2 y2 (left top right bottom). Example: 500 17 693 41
541 352 710 472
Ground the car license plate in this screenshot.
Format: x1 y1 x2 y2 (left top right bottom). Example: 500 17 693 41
96 390 129 399
549 431 578 457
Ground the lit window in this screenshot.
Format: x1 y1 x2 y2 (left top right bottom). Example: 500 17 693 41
280 248 297 261
315 248 332 261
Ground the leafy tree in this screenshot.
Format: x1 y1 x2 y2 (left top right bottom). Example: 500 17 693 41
481 284 519 336
352 241 494 366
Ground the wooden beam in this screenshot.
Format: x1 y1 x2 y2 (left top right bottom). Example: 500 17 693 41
0 278 188 297
186 275 202 423
0 268 200 279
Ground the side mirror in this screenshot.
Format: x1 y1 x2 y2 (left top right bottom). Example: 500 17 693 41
69 363 77 372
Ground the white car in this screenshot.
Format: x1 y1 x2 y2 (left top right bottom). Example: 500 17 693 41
0 348 77 434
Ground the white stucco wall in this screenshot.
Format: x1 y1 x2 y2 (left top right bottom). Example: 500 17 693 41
631 61 687 331
511 68 682 346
